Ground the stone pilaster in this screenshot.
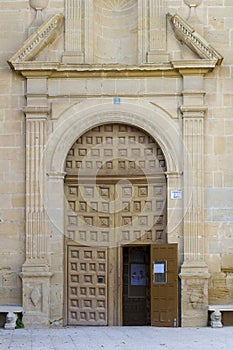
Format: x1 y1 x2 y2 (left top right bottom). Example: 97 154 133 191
138 0 148 64
21 77 53 327
62 0 84 63
166 172 184 266
178 69 210 327
147 0 169 63
84 0 94 64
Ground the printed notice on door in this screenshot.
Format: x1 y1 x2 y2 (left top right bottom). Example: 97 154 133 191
130 264 146 286
154 262 165 274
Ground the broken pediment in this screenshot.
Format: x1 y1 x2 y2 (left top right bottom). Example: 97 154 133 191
168 13 223 65
8 7 223 77
8 13 63 68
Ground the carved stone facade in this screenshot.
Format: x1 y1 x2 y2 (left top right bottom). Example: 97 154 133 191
0 0 233 328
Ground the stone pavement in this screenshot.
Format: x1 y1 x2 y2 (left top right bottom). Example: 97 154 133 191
0 327 233 350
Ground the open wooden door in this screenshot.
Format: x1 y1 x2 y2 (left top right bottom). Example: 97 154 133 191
151 244 178 327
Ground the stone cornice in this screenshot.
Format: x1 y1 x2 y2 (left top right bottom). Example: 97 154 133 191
8 60 220 79
168 13 223 65
172 59 218 76
8 13 63 67
9 61 179 78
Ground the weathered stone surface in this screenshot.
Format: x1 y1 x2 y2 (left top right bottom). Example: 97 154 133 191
0 0 232 328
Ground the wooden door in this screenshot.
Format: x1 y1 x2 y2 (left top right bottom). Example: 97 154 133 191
65 123 168 326
151 244 178 327
67 246 108 325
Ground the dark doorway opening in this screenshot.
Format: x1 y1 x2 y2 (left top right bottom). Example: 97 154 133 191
122 246 150 326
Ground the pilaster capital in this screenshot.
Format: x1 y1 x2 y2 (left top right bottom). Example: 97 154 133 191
24 106 50 118
180 105 207 118
47 172 66 180
165 171 183 179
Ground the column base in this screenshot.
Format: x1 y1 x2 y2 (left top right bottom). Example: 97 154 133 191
180 261 210 327
20 261 53 328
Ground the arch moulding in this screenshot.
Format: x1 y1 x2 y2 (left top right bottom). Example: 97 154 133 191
46 99 182 175
44 99 184 265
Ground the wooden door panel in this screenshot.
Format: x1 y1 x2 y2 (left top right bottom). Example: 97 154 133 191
116 181 167 244
65 123 167 247
151 244 178 327
68 246 108 326
65 183 115 246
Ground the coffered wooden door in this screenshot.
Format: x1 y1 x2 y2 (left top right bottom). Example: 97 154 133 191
67 245 108 325
65 123 168 326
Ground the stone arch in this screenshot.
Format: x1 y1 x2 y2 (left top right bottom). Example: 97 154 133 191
44 99 183 243
46 99 182 176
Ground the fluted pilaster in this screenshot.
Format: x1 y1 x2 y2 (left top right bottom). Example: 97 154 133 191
21 106 53 327
178 70 210 327
182 113 205 262
63 0 84 63
147 0 169 63
25 116 48 262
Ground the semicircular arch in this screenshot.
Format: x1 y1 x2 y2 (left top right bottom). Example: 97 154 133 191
45 99 182 175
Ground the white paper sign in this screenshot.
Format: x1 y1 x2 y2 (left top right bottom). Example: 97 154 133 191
171 190 182 199
154 263 165 274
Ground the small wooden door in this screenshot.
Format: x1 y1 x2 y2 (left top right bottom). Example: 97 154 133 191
151 244 178 327
67 246 108 325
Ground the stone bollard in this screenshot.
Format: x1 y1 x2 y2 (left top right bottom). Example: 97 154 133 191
210 310 223 328
4 312 17 330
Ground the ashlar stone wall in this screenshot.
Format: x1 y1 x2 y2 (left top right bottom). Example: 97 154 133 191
0 0 232 326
